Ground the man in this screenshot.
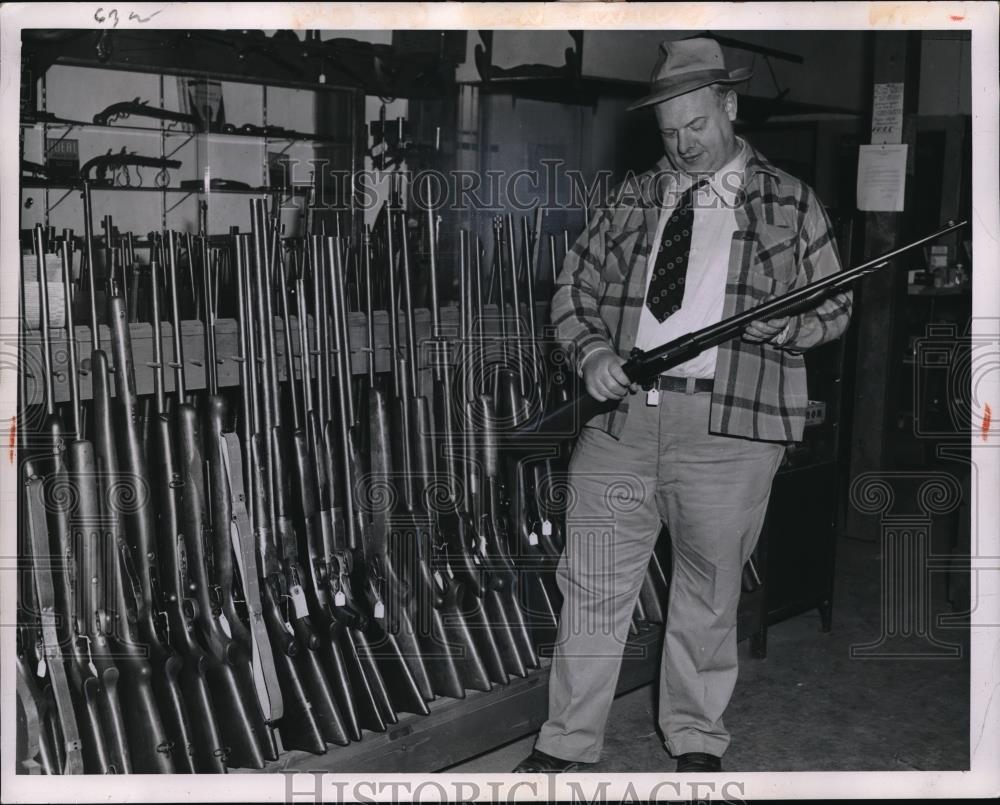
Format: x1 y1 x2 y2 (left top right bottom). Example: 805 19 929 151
513 38 852 774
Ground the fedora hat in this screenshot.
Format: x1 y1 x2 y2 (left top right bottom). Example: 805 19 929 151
627 38 752 111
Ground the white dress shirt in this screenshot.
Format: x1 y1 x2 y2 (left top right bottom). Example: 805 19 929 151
634 139 750 379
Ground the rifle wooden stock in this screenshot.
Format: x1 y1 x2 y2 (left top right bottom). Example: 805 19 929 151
28 231 88 775
328 237 427 720
401 215 503 690
384 223 489 697
24 470 85 774
169 231 263 772
298 248 378 740
68 432 131 774
198 238 268 719
360 228 436 703
237 223 325 756
476 392 533 678
34 225 116 773
268 238 351 751
107 292 187 774
496 219 562 648
147 246 228 773
83 209 161 774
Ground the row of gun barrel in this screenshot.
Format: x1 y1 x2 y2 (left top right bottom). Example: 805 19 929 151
16 189 673 774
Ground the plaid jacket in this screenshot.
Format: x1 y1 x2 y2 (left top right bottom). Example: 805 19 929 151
550 144 853 443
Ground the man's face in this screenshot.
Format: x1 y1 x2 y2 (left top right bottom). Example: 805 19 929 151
654 86 738 176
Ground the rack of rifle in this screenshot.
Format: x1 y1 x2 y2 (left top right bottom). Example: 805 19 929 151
17 182 678 774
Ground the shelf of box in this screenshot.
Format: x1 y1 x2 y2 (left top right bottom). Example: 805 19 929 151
21 181 311 195
21 118 353 145
906 286 970 297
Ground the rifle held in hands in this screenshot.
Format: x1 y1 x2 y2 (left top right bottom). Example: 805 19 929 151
521 220 968 440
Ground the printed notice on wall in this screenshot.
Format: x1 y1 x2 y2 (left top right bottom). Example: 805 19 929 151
857 144 908 211
871 82 904 144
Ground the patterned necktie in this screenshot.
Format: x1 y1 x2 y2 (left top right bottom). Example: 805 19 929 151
645 181 704 323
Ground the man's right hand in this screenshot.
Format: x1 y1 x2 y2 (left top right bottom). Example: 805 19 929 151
583 350 638 401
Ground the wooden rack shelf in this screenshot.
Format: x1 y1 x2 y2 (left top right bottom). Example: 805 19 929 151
259 601 770 773
263 624 664 774
19 303 554 406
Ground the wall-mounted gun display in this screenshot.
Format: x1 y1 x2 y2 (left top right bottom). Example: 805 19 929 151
92 98 202 129
79 148 182 187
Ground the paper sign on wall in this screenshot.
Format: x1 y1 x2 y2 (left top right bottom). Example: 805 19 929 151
871 82 904 144
857 145 908 212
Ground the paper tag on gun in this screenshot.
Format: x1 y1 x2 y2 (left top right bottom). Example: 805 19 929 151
374 600 385 619
334 590 346 607
542 519 552 537
646 388 660 407
289 585 309 619
36 657 47 679
528 531 539 546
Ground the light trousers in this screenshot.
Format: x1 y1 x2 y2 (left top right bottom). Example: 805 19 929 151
535 388 785 762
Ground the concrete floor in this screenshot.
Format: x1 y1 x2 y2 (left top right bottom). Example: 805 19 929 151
447 529 971 773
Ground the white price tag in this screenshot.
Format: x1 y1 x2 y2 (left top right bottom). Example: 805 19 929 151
446 562 455 578
646 388 660 407
36 657 47 678
219 611 233 638
542 519 553 537
434 570 445 589
334 590 346 607
290 585 309 620
374 600 385 619
528 531 539 546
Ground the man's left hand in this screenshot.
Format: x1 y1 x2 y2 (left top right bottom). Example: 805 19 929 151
743 316 790 344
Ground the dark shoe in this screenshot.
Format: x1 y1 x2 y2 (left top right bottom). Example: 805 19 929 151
676 752 722 772
513 749 588 773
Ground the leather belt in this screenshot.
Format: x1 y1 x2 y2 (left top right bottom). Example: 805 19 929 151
655 375 714 394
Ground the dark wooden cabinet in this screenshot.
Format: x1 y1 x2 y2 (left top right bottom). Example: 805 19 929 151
738 314 851 657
